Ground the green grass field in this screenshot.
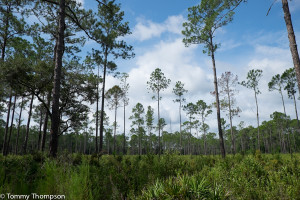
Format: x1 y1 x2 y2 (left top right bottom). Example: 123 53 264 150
1 152 299 199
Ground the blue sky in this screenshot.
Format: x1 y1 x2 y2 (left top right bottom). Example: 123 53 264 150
80 0 300 134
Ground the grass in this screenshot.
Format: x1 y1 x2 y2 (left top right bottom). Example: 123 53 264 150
0 152 299 199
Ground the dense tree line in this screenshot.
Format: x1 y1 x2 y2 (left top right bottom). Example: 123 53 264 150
0 0 299 157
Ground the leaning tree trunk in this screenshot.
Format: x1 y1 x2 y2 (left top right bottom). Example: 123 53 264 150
23 93 34 154
2 90 12 155
280 89 287 115
50 0 65 157
210 36 226 158
282 0 300 93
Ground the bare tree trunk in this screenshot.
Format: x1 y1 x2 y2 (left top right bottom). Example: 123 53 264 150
37 101 44 151
23 94 34 154
254 90 260 150
99 48 108 153
138 131 141 155
292 94 300 127
123 102 126 154
1 3 10 60
50 0 65 157
41 93 50 152
282 0 300 93
15 96 24 154
113 105 117 153
158 91 161 157
149 128 152 153
5 96 16 155
269 129 273 153
2 91 12 155
280 90 287 115
210 36 226 158
202 116 207 155
281 124 286 153
227 90 236 154
278 127 283 152
179 99 182 150
95 68 99 153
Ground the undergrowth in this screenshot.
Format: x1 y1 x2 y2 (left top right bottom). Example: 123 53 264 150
0 152 299 199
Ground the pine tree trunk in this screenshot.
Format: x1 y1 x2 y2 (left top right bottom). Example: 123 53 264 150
15 96 24 154
179 99 182 150
123 102 126 154
149 128 152 153
292 94 300 127
95 67 99 153
210 36 226 158
282 0 300 93
113 105 117 153
37 102 43 151
202 116 207 155
5 95 16 155
278 126 283 152
158 91 161 157
99 48 108 153
50 0 65 157
280 90 287 115
227 88 235 154
292 94 299 151
23 94 34 154
1 3 10 60
41 92 51 152
254 89 260 150
269 129 273 153
138 130 141 155
281 123 286 153
2 90 12 156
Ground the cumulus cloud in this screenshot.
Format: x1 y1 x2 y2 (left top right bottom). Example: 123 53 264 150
128 15 185 41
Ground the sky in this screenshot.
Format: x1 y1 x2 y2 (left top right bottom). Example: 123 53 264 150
77 0 300 136
11 0 300 137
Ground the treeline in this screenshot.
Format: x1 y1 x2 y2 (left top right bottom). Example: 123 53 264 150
0 110 299 155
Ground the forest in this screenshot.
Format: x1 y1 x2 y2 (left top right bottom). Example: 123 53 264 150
0 0 300 199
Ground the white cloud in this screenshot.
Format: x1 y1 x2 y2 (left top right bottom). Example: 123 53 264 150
129 15 185 41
